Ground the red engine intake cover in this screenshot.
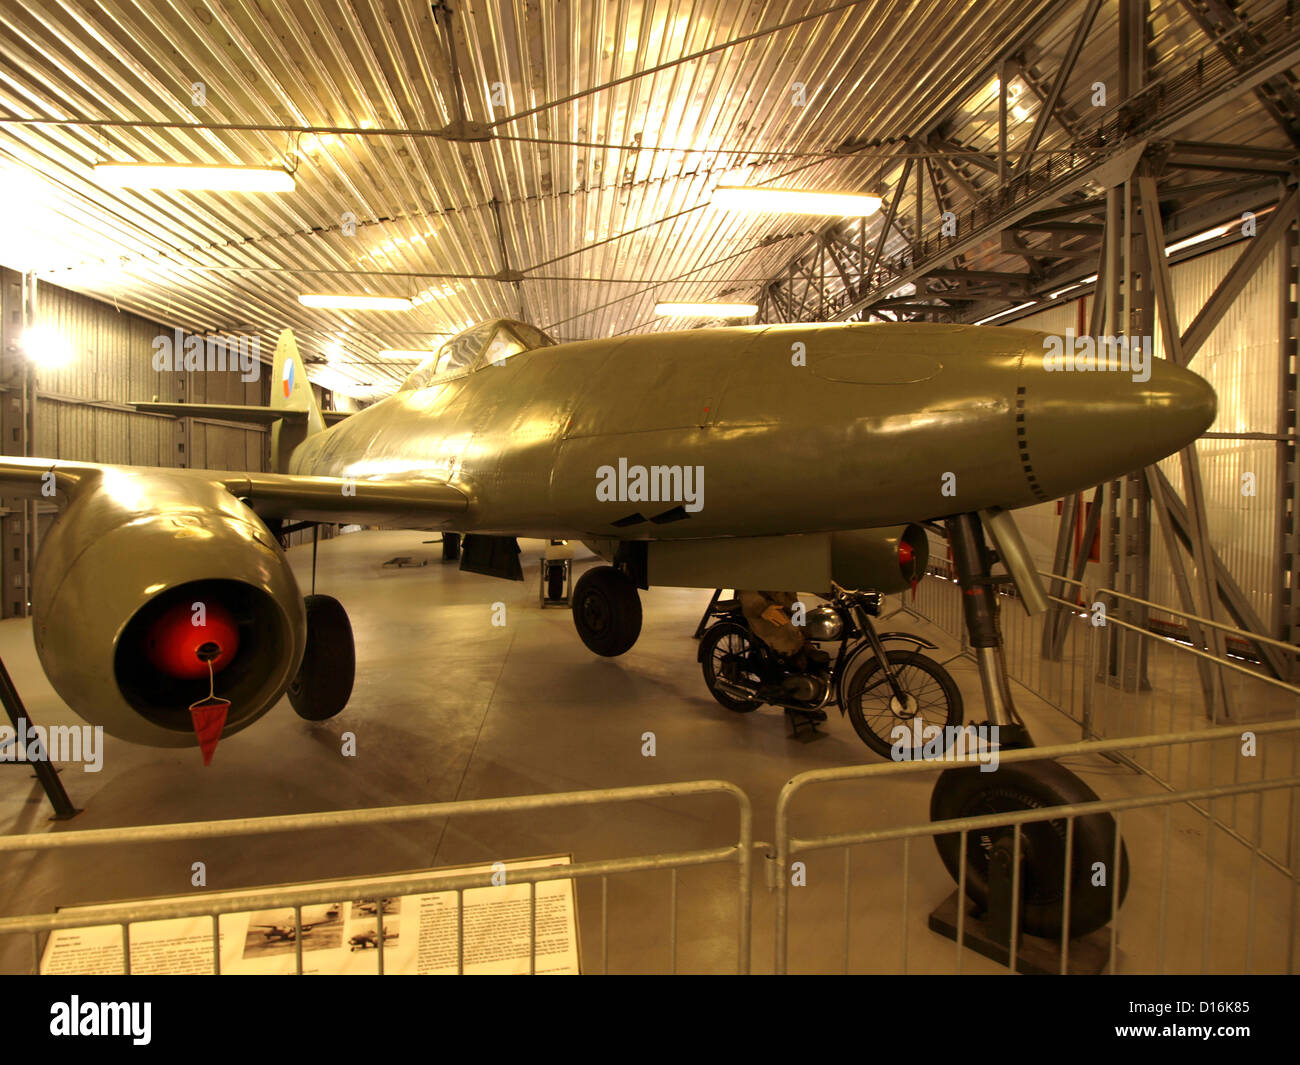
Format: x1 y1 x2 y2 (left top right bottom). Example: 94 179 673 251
144 600 240 680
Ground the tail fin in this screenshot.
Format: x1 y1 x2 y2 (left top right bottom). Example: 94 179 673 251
270 329 325 471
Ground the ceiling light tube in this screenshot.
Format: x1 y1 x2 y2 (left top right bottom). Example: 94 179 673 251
93 163 295 192
655 302 758 318
974 301 1037 326
298 294 413 311
711 186 882 216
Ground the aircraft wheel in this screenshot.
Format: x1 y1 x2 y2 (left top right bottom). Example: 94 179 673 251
288 594 355 720
572 566 642 657
930 759 1129 939
547 565 566 602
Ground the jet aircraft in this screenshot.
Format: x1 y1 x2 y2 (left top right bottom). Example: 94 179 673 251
348 926 397 951
0 318 1215 760
254 923 314 943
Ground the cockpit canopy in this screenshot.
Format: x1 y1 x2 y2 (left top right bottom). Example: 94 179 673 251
399 319 556 391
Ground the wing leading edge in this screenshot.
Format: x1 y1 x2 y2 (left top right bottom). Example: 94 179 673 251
0 457 470 527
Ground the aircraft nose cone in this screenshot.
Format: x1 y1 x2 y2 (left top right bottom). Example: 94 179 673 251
1021 352 1216 500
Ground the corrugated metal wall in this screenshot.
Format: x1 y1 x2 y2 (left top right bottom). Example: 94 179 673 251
29 278 268 470
16 275 337 560
1007 240 1281 626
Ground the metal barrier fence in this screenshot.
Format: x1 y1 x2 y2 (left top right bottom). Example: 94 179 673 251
905 562 1300 862
0 779 752 975
773 720 1300 974
905 562 1300 728
6 569 1297 975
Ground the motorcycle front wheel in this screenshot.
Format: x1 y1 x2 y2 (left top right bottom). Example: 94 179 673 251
843 649 963 759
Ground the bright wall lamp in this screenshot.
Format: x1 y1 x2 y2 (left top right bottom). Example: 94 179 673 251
711 186 882 216
298 294 413 311
92 163 295 192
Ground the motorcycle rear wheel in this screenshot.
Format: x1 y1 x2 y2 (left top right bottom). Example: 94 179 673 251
700 624 764 713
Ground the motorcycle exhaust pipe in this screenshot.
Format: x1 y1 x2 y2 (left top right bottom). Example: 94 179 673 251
715 677 759 700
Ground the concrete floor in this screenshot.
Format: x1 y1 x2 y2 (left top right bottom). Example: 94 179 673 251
0 530 1294 973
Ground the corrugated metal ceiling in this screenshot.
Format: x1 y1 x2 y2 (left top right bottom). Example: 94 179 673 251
0 0 1293 394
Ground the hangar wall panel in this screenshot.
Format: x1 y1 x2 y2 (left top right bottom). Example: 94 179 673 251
26 279 269 468
1007 241 1281 627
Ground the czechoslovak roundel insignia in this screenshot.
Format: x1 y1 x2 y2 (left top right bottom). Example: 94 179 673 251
282 359 294 398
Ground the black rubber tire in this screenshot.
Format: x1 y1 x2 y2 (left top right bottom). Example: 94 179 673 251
930 759 1130 939
843 650 963 759
288 594 355 721
699 624 764 713
571 566 642 657
547 565 566 602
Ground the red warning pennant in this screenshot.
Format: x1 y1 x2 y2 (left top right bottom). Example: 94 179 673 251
189 696 230 767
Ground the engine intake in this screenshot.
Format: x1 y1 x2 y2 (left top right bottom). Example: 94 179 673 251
830 524 929 594
32 470 306 748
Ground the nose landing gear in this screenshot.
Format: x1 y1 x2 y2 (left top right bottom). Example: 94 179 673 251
928 513 1128 966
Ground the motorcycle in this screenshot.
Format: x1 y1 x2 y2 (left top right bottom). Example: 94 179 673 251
697 586 963 758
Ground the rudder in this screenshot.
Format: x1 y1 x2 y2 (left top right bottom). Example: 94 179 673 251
270 329 325 470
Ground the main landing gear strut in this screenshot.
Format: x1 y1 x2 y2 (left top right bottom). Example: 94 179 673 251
928 512 1128 966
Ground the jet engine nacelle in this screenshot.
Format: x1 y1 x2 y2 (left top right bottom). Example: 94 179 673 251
830 524 929 595
32 470 306 747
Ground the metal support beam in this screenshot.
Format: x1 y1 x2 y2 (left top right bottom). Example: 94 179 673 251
1018 0 1103 174
1177 0 1300 146
1043 491 1079 660
1278 202 1300 654
1102 168 1152 694
1137 173 1232 718
1145 470 1229 718
1181 186 1300 363
752 3 1300 325
998 58 1011 186
866 158 913 287
1154 467 1295 680
0 270 34 619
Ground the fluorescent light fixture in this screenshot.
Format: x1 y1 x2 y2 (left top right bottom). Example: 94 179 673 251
974 301 1037 326
655 301 758 318
376 350 437 361
298 294 413 311
93 163 295 192
308 365 386 401
1164 224 1231 256
299 133 340 153
20 325 73 368
1047 274 1099 300
710 186 882 216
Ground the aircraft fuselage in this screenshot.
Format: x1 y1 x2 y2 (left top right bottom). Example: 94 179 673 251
288 322 1215 541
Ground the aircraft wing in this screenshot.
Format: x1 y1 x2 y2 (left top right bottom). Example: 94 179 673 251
0 457 471 526
131 401 352 426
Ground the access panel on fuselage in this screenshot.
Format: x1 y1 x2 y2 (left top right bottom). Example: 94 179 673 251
561 332 753 438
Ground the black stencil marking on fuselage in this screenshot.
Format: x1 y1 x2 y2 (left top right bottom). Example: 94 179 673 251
1016 386 1048 502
